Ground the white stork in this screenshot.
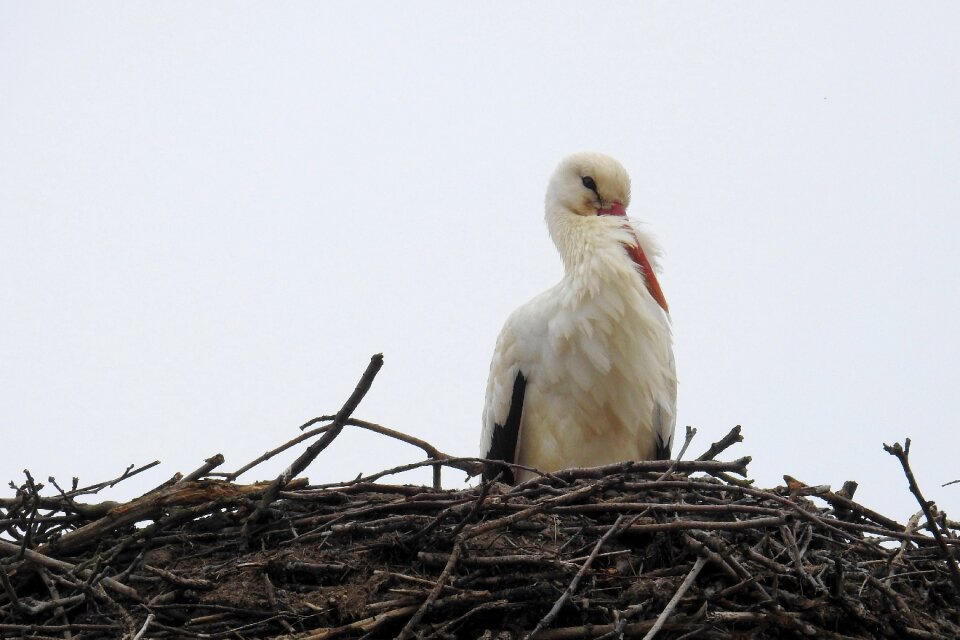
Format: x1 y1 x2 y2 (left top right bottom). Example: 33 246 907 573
480 152 677 484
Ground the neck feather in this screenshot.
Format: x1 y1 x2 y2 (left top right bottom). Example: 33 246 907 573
546 207 668 312
547 208 638 275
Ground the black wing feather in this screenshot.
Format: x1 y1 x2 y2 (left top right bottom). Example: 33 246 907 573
482 371 526 483
653 403 673 460
654 433 672 460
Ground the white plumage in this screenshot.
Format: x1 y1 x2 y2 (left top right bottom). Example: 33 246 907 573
480 152 677 484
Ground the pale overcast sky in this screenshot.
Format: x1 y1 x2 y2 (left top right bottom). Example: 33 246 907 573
2 3 958 523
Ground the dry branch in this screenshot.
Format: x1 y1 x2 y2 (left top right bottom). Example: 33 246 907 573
884 438 960 594
242 353 384 533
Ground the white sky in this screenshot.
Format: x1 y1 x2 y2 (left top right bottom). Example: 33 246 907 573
2 3 958 523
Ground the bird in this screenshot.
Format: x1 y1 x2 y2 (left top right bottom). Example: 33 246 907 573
480 152 677 484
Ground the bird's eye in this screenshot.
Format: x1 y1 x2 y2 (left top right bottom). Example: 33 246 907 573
581 176 598 192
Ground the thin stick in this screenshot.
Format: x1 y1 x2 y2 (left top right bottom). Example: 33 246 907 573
525 513 629 639
329 417 479 477
793 478 904 531
301 416 439 456
884 438 960 594
525 430 720 639
520 458 752 484
695 425 743 461
178 454 225 484
465 483 601 540
65 461 161 497
243 354 384 532
228 417 476 481
303 456 484 490
674 425 697 461
396 541 463 640
37 568 73 638
642 555 707 640
225 424 331 480
132 613 154 640
657 425 697 480
0 570 21 612
0 539 140 601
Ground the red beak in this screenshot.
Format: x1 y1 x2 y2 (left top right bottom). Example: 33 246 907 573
598 202 669 313
597 202 627 217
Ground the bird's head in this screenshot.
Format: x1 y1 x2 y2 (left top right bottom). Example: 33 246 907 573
544 152 669 313
546 151 632 218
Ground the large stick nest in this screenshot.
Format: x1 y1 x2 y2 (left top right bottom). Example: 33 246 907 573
2 356 959 639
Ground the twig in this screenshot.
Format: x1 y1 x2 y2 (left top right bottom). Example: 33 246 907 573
0 539 141 601
795 478 905 531
675 425 697 459
396 541 463 640
614 515 788 534
642 555 708 640
64 461 161 497
780 523 826 594
178 454 225 484
303 456 485 491
417 551 553 567
534 621 694 640
525 513 629 639
302 416 441 458
225 425 331 480
695 425 743 461
320 417 479 478
520 457 752 483
465 482 602 539
142 564 215 590
227 415 477 482
448 475 496 540
549 426 700 640
243 353 384 532
0 570 22 614
44 479 301 556
132 613 155 640
423 599 511 639
305 605 422 639
37 568 73 637
884 438 960 594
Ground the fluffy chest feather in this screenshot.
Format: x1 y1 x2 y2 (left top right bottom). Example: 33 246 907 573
509 242 676 477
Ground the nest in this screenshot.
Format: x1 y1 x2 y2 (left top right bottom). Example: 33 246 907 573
2 355 959 639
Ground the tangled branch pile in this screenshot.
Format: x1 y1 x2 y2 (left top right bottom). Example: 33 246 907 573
3 356 959 639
